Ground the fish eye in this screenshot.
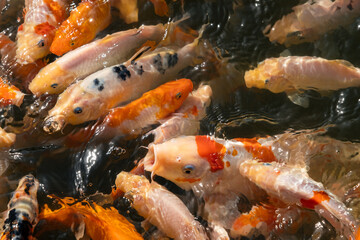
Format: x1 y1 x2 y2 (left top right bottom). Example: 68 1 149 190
265 79 269 84
182 165 195 174
51 83 58 88
73 107 82 114
175 92 182 99
37 39 45 47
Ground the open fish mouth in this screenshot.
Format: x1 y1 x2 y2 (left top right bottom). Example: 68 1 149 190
43 115 65 134
143 144 158 173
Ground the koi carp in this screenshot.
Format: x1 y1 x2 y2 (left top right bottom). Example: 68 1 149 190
115 171 209 240
0 127 16 148
265 0 360 46
1 175 39 240
0 78 25 107
36 197 142 240
244 56 360 107
29 23 179 96
50 0 111 56
148 84 212 144
110 0 138 24
43 28 209 133
16 0 69 64
149 0 169 17
98 78 193 137
240 160 359 240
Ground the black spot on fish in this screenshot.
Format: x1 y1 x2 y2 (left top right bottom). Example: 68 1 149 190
73 107 82 114
347 3 353 10
336 6 341 10
132 62 144 75
113 65 131 80
98 85 104 91
93 78 100 86
51 83 58 88
265 79 269 84
166 53 178 68
310 0 316 5
24 183 33 195
153 54 165 74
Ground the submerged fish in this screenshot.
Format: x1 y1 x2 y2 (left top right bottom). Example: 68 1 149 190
29 23 176 96
110 0 138 24
265 0 360 46
149 84 212 144
43 30 208 133
16 0 69 63
115 171 209 240
143 135 359 238
0 78 25 107
1 175 39 240
149 0 169 17
0 127 16 148
244 56 360 107
36 197 142 240
50 0 111 56
99 78 193 137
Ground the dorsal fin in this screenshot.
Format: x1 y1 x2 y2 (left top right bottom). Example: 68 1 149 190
129 46 152 64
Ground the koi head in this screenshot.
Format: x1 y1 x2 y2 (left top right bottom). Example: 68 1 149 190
144 136 211 190
17 174 39 196
44 84 106 133
16 23 55 64
50 26 82 56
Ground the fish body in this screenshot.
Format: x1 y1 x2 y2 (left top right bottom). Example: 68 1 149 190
29 24 169 96
240 160 359 240
110 0 138 24
50 0 111 56
0 127 16 148
16 0 68 63
1 175 39 240
149 0 169 17
100 78 193 136
266 0 360 46
115 171 208 240
149 84 212 143
245 56 360 93
44 36 205 132
0 79 25 107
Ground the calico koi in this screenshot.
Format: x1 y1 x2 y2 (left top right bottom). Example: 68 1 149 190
29 23 179 96
0 127 16 148
99 78 193 137
43 28 208 133
0 175 39 240
265 0 360 46
115 171 209 240
50 0 111 56
245 56 360 107
16 0 69 63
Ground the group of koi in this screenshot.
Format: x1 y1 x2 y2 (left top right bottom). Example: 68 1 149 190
1 0 360 239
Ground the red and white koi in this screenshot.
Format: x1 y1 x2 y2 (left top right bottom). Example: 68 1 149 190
149 84 212 144
0 127 16 148
115 171 209 240
16 0 69 64
50 0 111 56
265 0 360 46
0 78 25 107
43 30 208 133
98 78 193 137
1 175 39 240
240 160 360 240
245 56 360 107
29 23 177 96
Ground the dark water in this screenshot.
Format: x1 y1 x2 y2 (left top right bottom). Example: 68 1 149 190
1 0 360 239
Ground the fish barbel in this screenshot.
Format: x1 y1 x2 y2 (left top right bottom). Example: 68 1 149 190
50 0 111 56
0 175 39 240
266 0 360 46
0 127 16 148
99 78 193 136
16 0 69 64
29 23 177 96
43 30 208 133
115 171 209 240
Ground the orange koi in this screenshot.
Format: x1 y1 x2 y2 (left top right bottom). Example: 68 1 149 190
0 78 25 107
36 197 142 240
1 175 39 240
149 0 169 17
100 78 193 136
50 0 111 56
16 0 69 63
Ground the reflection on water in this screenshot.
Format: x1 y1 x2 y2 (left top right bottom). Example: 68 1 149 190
1 0 360 239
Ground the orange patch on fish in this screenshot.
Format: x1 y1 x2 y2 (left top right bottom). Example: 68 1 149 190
18 24 24 32
0 80 21 106
232 149 238 156
232 205 276 231
175 177 201 183
226 161 230 167
34 22 56 36
149 0 169 17
195 136 226 172
300 191 330 210
43 0 67 23
234 138 277 162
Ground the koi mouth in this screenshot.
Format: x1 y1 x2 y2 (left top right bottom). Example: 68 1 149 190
43 115 65 133
143 144 157 173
